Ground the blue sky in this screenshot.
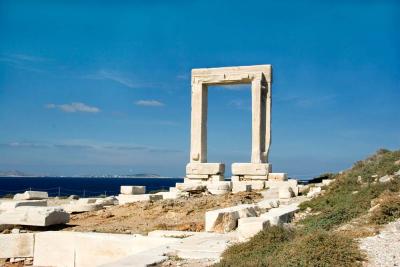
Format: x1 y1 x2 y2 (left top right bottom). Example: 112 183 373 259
0 0 399 177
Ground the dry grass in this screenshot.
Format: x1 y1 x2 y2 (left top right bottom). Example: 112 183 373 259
217 149 400 267
369 191 400 225
64 191 262 234
217 226 364 267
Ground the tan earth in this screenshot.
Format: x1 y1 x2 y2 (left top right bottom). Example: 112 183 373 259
63 191 262 234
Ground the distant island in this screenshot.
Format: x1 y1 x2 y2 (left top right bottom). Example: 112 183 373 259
0 170 171 178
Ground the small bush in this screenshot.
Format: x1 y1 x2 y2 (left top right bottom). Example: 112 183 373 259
217 227 363 267
370 192 400 225
300 149 400 231
274 230 364 267
216 226 294 267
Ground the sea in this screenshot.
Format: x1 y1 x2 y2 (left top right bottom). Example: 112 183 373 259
0 177 184 197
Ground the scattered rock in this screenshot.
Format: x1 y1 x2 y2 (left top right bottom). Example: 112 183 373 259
278 186 294 199
307 187 322 198
0 207 70 226
378 175 393 183
120 186 146 195
13 191 48 200
322 179 334 186
176 183 206 193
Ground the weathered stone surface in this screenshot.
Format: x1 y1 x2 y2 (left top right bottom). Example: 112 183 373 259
0 233 34 258
210 174 225 182
234 181 265 190
298 184 310 194
0 200 47 212
230 175 240 182
257 199 280 209
95 196 117 206
278 186 294 199
148 230 198 238
77 198 98 204
260 204 299 225
205 204 258 232
243 175 268 180
322 179 334 186
99 246 171 267
379 175 393 183
169 232 235 260
307 186 322 198
231 183 251 193
169 187 178 193
186 163 225 175
176 182 207 193
186 174 209 179
237 217 270 240
13 191 48 200
265 179 299 196
207 181 232 195
261 187 279 199
63 203 103 213
0 207 69 226
268 172 288 181
155 191 189 200
117 194 162 205
120 186 146 195
33 231 178 267
232 163 271 176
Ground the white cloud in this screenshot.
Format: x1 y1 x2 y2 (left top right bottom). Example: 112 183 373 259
85 70 142 88
0 53 50 73
135 100 164 107
45 102 100 113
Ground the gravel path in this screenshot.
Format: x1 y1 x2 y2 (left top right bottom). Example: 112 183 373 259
359 219 400 267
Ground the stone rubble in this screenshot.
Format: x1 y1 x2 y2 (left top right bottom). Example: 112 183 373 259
120 186 146 195
13 191 48 200
117 193 163 205
0 200 47 212
0 206 69 226
205 204 259 233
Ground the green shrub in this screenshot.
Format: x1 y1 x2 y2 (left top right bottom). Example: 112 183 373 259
216 149 399 267
370 193 400 225
274 230 364 267
216 226 294 267
300 149 400 231
217 227 363 267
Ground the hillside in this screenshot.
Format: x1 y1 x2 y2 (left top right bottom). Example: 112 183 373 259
217 149 400 267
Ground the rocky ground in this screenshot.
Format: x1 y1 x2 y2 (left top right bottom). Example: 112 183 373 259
359 219 400 267
63 191 262 234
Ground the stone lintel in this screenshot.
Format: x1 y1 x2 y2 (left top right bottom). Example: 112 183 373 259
186 163 225 175
192 65 272 84
231 163 271 176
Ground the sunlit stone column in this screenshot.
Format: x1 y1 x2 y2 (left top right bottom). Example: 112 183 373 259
251 75 263 164
190 81 208 163
264 80 272 162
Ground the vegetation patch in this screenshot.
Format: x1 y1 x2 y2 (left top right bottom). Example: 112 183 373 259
369 192 400 225
217 227 363 267
299 149 400 231
217 149 400 267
